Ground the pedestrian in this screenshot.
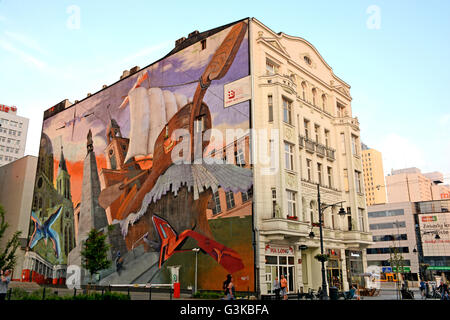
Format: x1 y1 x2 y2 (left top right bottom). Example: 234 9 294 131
438 281 449 300
273 276 281 300
280 274 288 300
419 280 426 299
0 270 11 301
115 251 124 275
223 274 235 300
344 284 356 300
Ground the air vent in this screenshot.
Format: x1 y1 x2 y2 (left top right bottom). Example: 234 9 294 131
175 37 186 47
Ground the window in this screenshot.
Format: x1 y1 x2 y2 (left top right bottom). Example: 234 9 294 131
235 148 245 167
212 191 221 215
351 135 359 156
368 209 404 218
286 190 297 217
321 94 327 110
241 187 253 202
312 88 317 105
324 129 330 147
266 59 278 75
272 188 277 217
304 56 311 65
372 234 408 242
355 170 362 193
317 163 322 185
327 166 333 188
304 119 310 139
306 159 312 181
201 39 207 50
284 142 294 170
301 81 307 100
369 221 406 230
336 102 346 117
282 97 292 124
314 124 320 143
268 95 273 122
358 208 365 232
367 247 409 254
225 191 235 210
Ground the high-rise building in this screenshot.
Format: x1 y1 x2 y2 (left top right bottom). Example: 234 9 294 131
0 155 37 280
361 146 387 205
386 168 450 203
0 104 29 167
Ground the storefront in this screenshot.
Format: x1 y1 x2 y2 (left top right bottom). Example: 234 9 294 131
326 249 343 290
264 244 295 294
345 250 364 287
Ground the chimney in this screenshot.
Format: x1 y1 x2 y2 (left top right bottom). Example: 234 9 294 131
120 70 130 80
129 66 140 74
87 93 92 97
102 85 107 89
188 30 199 38
175 37 186 47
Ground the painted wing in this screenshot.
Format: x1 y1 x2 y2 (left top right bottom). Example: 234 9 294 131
48 227 61 259
28 211 43 249
183 230 244 274
44 206 63 229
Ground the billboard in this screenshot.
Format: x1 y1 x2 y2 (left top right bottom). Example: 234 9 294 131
25 19 254 291
419 212 450 256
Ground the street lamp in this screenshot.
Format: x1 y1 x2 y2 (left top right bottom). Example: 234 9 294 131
312 183 347 300
192 248 200 294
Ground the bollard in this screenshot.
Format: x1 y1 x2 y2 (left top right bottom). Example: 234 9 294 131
7 288 12 300
170 286 173 300
101 288 104 297
73 288 77 297
148 286 152 301
42 287 46 300
173 282 180 299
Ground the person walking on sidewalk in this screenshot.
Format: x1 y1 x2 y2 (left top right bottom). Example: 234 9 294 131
273 276 281 300
280 274 288 300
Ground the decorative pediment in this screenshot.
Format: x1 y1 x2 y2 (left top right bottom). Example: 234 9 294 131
258 36 290 58
334 85 350 97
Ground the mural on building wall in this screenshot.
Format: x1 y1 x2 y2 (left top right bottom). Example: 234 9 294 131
26 20 254 291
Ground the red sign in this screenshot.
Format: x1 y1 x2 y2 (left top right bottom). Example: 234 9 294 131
0 104 17 113
441 192 450 199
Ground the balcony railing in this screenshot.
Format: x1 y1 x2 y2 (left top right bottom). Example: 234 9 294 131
326 147 335 161
305 138 315 153
298 135 304 148
316 144 325 157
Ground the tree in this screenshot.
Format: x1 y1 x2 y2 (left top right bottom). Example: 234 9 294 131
0 204 22 272
80 229 111 287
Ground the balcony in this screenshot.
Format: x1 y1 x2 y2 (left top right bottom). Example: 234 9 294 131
326 147 335 161
261 217 311 241
305 138 315 153
298 135 304 149
316 144 326 157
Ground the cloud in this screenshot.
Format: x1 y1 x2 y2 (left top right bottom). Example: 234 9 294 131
122 41 171 64
439 113 450 126
4 31 48 55
0 39 47 70
379 133 427 174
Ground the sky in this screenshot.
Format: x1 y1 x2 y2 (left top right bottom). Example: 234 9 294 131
0 0 449 183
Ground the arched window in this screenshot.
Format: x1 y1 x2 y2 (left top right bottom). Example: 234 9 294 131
321 94 327 111
312 88 317 106
301 81 307 101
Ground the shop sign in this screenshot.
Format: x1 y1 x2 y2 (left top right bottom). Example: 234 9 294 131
1 104 17 113
224 75 251 108
265 244 294 256
428 266 450 271
418 212 450 256
351 252 360 257
382 267 392 273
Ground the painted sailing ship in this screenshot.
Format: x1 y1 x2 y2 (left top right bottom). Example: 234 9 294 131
98 21 253 274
